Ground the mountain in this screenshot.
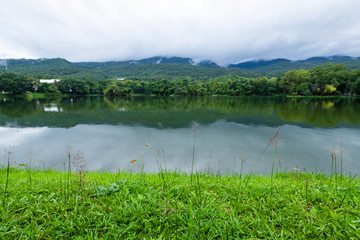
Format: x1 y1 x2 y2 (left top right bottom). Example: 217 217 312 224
228 56 360 75
0 57 259 81
133 56 195 65
228 58 291 69
1 55 360 80
196 60 220 68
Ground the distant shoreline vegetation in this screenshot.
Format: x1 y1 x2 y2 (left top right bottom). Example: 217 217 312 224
0 63 360 97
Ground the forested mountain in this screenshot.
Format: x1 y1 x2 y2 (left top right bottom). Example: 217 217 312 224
229 56 360 75
0 57 259 81
1 56 360 81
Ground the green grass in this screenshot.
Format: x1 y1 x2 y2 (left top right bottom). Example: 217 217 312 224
0 167 359 239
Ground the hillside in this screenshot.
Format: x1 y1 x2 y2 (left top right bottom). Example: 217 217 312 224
228 56 360 76
1 55 360 80
0 57 261 81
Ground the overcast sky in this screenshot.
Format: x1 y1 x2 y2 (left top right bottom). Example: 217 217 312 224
1 0 360 65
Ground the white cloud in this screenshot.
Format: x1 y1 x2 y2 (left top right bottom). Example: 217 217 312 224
1 0 360 65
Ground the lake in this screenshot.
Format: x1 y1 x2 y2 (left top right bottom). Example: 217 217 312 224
0 96 359 174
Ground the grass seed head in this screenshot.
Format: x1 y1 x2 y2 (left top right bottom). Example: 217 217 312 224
268 129 281 146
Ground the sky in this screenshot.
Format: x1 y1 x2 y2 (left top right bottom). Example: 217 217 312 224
1 0 360 65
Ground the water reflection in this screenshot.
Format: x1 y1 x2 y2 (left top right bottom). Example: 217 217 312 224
44 103 63 112
0 96 359 128
0 122 359 175
0 96 359 174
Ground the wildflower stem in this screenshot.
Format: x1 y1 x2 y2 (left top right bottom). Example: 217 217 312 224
3 148 12 208
191 133 196 190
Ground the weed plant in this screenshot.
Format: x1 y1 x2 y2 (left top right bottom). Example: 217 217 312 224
2 147 13 208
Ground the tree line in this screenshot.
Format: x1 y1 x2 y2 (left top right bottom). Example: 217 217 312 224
1 63 360 97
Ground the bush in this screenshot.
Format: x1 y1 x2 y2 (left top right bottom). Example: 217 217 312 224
324 84 337 95
104 83 132 97
304 90 312 96
24 91 33 100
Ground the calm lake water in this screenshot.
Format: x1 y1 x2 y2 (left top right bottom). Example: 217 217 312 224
0 96 359 174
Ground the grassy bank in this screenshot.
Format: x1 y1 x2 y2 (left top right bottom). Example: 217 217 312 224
0 167 359 239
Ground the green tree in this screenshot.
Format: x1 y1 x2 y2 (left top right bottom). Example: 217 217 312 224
324 84 337 95
0 73 33 94
280 70 311 95
310 63 346 95
104 83 132 97
352 78 360 95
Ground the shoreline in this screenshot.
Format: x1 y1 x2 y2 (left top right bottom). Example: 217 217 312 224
1 92 359 99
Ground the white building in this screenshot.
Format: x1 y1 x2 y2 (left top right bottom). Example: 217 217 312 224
39 79 61 84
